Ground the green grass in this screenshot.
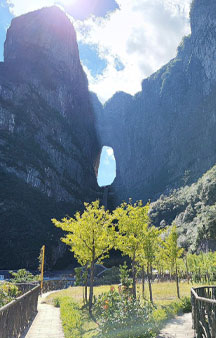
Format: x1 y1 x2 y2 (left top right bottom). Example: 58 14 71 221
44 281 198 337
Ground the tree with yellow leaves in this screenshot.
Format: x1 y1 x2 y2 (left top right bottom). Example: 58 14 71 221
163 225 184 298
52 200 114 312
113 200 150 299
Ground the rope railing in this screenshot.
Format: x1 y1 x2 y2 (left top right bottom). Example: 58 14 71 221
0 283 40 338
191 286 216 338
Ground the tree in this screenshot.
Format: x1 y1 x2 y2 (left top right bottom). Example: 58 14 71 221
113 201 150 298
163 225 184 298
74 267 88 304
10 269 37 282
137 257 147 299
140 225 162 302
52 200 114 312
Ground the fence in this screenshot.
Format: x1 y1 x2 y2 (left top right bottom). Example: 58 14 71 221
191 286 216 338
0 283 40 338
42 279 74 293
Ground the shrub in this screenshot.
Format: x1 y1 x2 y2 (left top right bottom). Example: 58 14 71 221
53 297 61 308
10 269 37 283
119 262 132 290
94 287 156 337
152 297 191 331
0 283 19 307
180 296 191 313
152 308 167 322
54 296 82 338
163 301 182 317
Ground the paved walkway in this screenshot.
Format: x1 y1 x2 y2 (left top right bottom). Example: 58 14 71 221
157 313 195 338
22 292 64 338
22 293 194 338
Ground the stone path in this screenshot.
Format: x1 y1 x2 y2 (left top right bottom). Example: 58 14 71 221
157 313 195 338
22 292 194 338
22 292 64 338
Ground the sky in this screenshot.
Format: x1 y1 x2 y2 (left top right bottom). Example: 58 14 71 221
0 0 192 186
97 147 116 187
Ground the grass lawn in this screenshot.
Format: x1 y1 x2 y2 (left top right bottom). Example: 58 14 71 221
43 281 199 337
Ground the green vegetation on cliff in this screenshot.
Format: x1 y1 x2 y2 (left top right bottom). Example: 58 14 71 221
150 164 216 251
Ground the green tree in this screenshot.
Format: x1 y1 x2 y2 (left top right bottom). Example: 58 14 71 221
163 225 184 298
119 262 132 292
10 269 37 283
0 283 19 307
52 200 114 312
137 258 147 299
140 225 162 302
113 201 150 298
74 266 88 304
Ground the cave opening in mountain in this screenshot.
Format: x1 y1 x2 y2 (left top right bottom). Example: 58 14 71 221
97 146 116 187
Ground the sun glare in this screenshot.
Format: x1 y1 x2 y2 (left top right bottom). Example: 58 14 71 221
60 0 78 6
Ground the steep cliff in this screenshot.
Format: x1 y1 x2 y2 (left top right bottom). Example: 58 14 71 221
0 7 101 269
95 0 216 207
2 0 216 268
150 164 216 252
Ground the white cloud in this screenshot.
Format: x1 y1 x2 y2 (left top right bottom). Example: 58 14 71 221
100 146 115 165
74 0 192 102
106 147 114 158
6 0 192 103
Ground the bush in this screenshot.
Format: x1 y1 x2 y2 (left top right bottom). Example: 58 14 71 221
93 288 192 337
152 297 191 331
180 296 191 313
0 283 19 307
152 308 167 322
163 301 182 317
10 269 38 283
94 287 156 337
54 296 82 338
53 297 61 308
119 262 132 290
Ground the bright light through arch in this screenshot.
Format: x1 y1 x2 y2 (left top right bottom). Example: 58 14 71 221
97 146 116 187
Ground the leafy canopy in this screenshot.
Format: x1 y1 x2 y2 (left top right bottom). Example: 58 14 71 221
140 225 162 267
52 200 114 266
163 225 184 269
10 269 37 283
113 200 150 260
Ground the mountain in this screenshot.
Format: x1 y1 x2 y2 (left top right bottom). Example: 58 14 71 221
95 0 216 207
150 164 216 252
2 0 216 268
0 6 101 269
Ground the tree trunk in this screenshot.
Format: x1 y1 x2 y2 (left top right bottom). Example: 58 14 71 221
89 260 95 312
176 264 180 299
132 258 136 299
142 266 145 299
148 264 153 303
85 265 88 304
85 281 88 304
185 257 190 284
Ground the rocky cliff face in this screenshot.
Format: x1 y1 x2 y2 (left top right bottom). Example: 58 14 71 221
95 0 216 207
0 7 101 269
150 163 216 252
2 0 216 268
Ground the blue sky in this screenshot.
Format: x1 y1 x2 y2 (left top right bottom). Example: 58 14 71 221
0 0 13 60
97 147 116 187
0 0 192 186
